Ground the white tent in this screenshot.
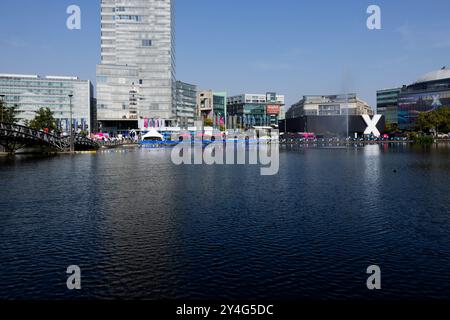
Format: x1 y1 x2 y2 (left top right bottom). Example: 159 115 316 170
141 129 164 141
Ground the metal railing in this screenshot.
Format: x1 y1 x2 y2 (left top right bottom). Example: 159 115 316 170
0 122 99 152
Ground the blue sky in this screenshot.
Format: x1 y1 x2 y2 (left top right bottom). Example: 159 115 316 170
0 0 449 107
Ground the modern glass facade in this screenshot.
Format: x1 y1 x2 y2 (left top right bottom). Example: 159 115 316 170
398 90 450 130
227 93 285 128
376 88 401 126
376 69 450 130
0 74 94 133
175 81 197 128
213 94 226 115
96 0 176 132
397 70 450 130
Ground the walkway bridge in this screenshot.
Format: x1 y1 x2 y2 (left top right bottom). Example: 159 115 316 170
0 122 100 153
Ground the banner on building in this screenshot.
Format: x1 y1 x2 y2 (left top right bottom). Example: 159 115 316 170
267 105 281 115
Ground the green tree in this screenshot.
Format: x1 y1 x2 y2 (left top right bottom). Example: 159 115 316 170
384 123 399 134
204 118 213 127
417 112 432 132
29 107 57 132
437 107 450 133
417 107 450 135
0 101 20 124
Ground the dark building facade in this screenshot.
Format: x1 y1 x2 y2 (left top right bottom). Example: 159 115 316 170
279 115 385 137
376 68 450 131
397 68 450 130
376 88 401 126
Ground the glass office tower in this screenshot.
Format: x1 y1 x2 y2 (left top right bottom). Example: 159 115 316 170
96 0 176 133
0 74 94 133
175 81 197 128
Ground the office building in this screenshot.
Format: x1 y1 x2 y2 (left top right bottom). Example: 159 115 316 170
175 81 197 128
197 90 227 127
227 93 285 128
96 0 176 133
376 88 401 126
0 74 94 133
397 68 450 130
375 68 450 131
286 94 374 119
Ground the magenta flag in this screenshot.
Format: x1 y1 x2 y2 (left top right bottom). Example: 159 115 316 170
144 118 149 128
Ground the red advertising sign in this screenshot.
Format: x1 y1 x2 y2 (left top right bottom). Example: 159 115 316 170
266 105 281 115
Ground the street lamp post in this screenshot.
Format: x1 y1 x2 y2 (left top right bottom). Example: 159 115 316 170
68 94 74 153
224 108 227 132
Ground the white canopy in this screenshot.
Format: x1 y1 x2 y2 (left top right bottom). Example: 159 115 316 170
141 129 164 141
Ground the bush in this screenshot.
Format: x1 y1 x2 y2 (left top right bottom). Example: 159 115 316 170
204 119 213 127
413 135 434 145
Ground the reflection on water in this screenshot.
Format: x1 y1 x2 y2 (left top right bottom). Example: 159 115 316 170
0 144 449 299
362 145 382 202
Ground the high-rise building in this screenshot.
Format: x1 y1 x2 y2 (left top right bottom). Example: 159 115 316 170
0 74 95 133
96 0 176 133
175 81 197 128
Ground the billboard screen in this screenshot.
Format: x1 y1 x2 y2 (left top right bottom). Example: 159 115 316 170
266 105 281 115
398 90 450 129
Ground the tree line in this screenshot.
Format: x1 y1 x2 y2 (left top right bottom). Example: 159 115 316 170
379 107 450 136
0 101 57 132
416 106 450 135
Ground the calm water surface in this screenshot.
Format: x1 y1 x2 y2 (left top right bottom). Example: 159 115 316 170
0 144 449 299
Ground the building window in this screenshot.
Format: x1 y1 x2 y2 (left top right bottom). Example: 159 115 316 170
97 76 107 84
115 15 140 21
142 40 152 47
318 104 340 116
